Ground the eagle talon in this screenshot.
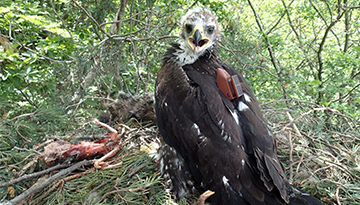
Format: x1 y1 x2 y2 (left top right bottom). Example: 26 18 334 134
198 190 215 205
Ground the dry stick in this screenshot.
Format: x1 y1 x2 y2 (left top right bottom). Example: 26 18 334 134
8 160 92 205
33 166 97 204
18 159 38 177
335 186 341 205
277 107 328 134
288 131 294 184
0 163 70 188
286 112 308 183
320 179 360 191
294 153 305 181
10 112 35 121
286 112 302 137
15 124 32 142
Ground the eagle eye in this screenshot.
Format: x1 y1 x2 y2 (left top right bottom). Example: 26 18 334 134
185 24 193 33
207 26 215 34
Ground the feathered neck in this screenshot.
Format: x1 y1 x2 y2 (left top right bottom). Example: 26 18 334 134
173 39 215 66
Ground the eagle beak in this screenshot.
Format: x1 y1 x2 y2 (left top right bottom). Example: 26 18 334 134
187 25 210 53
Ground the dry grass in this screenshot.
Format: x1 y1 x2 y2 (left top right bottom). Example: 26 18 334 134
262 99 360 205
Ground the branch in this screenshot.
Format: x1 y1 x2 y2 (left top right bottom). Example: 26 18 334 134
276 107 353 135
110 0 128 35
50 0 74 42
267 0 293 35
7 160 92 205
0 164 70 188
247 0 280 74
309 0 341 47
247 0 288 99
312 1 346 103
100 10 157 28
71 0 111 38
281 0 314 70
343 0 350 52
329 83 360 105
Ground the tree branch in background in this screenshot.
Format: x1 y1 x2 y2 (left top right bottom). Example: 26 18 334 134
247 0 288 99
343 0 350 52
71 0 111 39
312 0 346 104
281 0 315 70
247 0 279 74
329 83 360 105
110 0 128 35
50 0 74 43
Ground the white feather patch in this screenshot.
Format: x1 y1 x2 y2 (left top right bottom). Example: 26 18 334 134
222 134 231 143
222 176 229 187
244 93 251 102
238 101 249 111
229 109 239 125
192 123 201 135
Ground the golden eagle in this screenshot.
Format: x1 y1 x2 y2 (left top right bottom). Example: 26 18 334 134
155 8 322 205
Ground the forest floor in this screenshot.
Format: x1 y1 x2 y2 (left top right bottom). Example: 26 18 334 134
0 93 359 205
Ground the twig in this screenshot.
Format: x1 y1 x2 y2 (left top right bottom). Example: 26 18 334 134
320 179 360 191
276 107 345 134
94 119 118 134
126 164 147 178
246 0 280 75
247 0 288 99
335 186 341 205
32 167 96 205
281 0 314 70
260 98 319 107
15 124 32 143
49 0 73 42
0 164 70 188
17 159 38 177
10 113 35 121
8 160 92 205
100 10 157 28
329 83 360 105
85 96 117 103
286 112 302 137
288 131 293 184
294 153 304 180
101 186 145 201
311 0 346 103
70 0 111 38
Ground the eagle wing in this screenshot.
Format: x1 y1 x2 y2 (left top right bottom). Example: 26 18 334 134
155 52 290 204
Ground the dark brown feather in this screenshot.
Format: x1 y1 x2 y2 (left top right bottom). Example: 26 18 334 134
155 44 322 205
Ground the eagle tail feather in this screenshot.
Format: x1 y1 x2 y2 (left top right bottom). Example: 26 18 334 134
289 186 323 205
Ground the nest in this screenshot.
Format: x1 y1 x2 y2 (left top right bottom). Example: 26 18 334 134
0 94 359 205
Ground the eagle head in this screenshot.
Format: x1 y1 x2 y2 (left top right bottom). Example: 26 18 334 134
176 8 220 64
